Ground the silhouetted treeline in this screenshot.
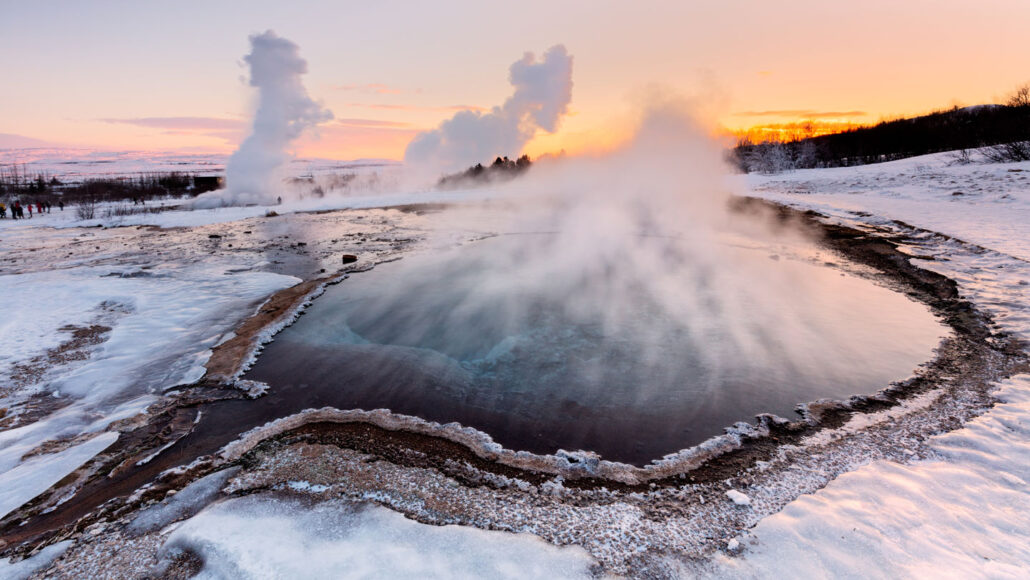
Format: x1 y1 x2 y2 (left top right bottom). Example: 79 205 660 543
0 165 61 197
733 91 1030 173
437 155 532 189
0 168 222 204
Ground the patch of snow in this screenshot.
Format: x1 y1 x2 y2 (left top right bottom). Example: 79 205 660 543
0 540 73 580
232 379 270 399
160 495 597 579
705 379 1030 577
747 153 1030 261
0 431 118 518
725 490 751 506
710 149 1030 577
127 467 240 536
0 261 298 518
285 480 330 493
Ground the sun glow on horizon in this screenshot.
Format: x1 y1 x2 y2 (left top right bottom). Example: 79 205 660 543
4 2 1030 163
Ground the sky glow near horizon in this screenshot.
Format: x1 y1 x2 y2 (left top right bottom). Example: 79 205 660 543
2 0 1029 161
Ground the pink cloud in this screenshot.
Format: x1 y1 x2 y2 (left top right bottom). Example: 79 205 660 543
334 83 407 95
100 116 247 130
334 118 413 128
101 117 247 144
347 103 487 113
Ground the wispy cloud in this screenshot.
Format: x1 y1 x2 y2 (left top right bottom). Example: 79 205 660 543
347 103 488 113
333 83 414 95
334 118 413 128
733 110 867 119
0 132 54 148
99 116 247 145
100 116 247 130
297 122 421 160
96 116 421 158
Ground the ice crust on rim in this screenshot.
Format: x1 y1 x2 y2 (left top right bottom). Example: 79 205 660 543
216 406 775 486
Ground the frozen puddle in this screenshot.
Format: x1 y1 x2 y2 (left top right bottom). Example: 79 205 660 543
244 233 947 464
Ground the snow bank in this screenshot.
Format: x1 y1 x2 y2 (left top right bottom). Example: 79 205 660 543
725 490 751 506
127 467 240 535
0 432 117 518
718 150 1030 577
0 540 72 580
160 495 596 579
748 153 1030 261
703 378 1030 578
0 262 298 519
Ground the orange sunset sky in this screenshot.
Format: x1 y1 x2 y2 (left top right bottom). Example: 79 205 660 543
2 1 1029 161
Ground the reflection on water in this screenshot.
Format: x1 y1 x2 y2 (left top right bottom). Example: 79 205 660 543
245 234 946 464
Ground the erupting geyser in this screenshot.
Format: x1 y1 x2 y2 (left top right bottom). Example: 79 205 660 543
195 30 332 207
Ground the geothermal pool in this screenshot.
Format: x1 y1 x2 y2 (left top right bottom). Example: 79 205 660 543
244 234 947 464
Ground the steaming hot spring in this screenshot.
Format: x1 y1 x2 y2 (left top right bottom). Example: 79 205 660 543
183 38 945 466
239 225 943 465
237 124 945 465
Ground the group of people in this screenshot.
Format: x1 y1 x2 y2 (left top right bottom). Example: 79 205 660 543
0 199 63 219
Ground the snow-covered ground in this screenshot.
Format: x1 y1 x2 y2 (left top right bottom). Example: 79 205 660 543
161 495 596 579
0 147 395 183
2 151 1029 577
0 258 299 520
705 153 1030 577
748 153 1030 261
0 194 432 529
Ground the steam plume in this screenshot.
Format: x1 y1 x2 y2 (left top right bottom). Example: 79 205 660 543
404 45 573 175
354 98 941 422
196 31 332 207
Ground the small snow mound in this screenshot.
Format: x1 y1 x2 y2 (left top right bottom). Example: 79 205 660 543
727 538 741 551
725 489 751 506
160 495 596 578
286 480 330 493
0 540 72 580
127 467 240 536
234 379 270 399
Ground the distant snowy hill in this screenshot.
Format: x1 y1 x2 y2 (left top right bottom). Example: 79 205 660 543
0 133 53 149
0 147 398 183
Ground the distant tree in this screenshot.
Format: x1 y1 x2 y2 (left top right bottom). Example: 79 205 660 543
437 155 533 189
76 193 97 220
1008 83 1030 108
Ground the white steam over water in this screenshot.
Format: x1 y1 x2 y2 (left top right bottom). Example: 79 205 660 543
326 99 945 428
404 45 573 176
195 31 332 208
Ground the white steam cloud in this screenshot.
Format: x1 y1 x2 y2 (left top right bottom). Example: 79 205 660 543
196 31 332 208
347 98 943 434
404 45 573 175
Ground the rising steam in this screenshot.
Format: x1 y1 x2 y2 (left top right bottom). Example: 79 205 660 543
404 45 573 176
338 97 942 435
196 31 332 207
